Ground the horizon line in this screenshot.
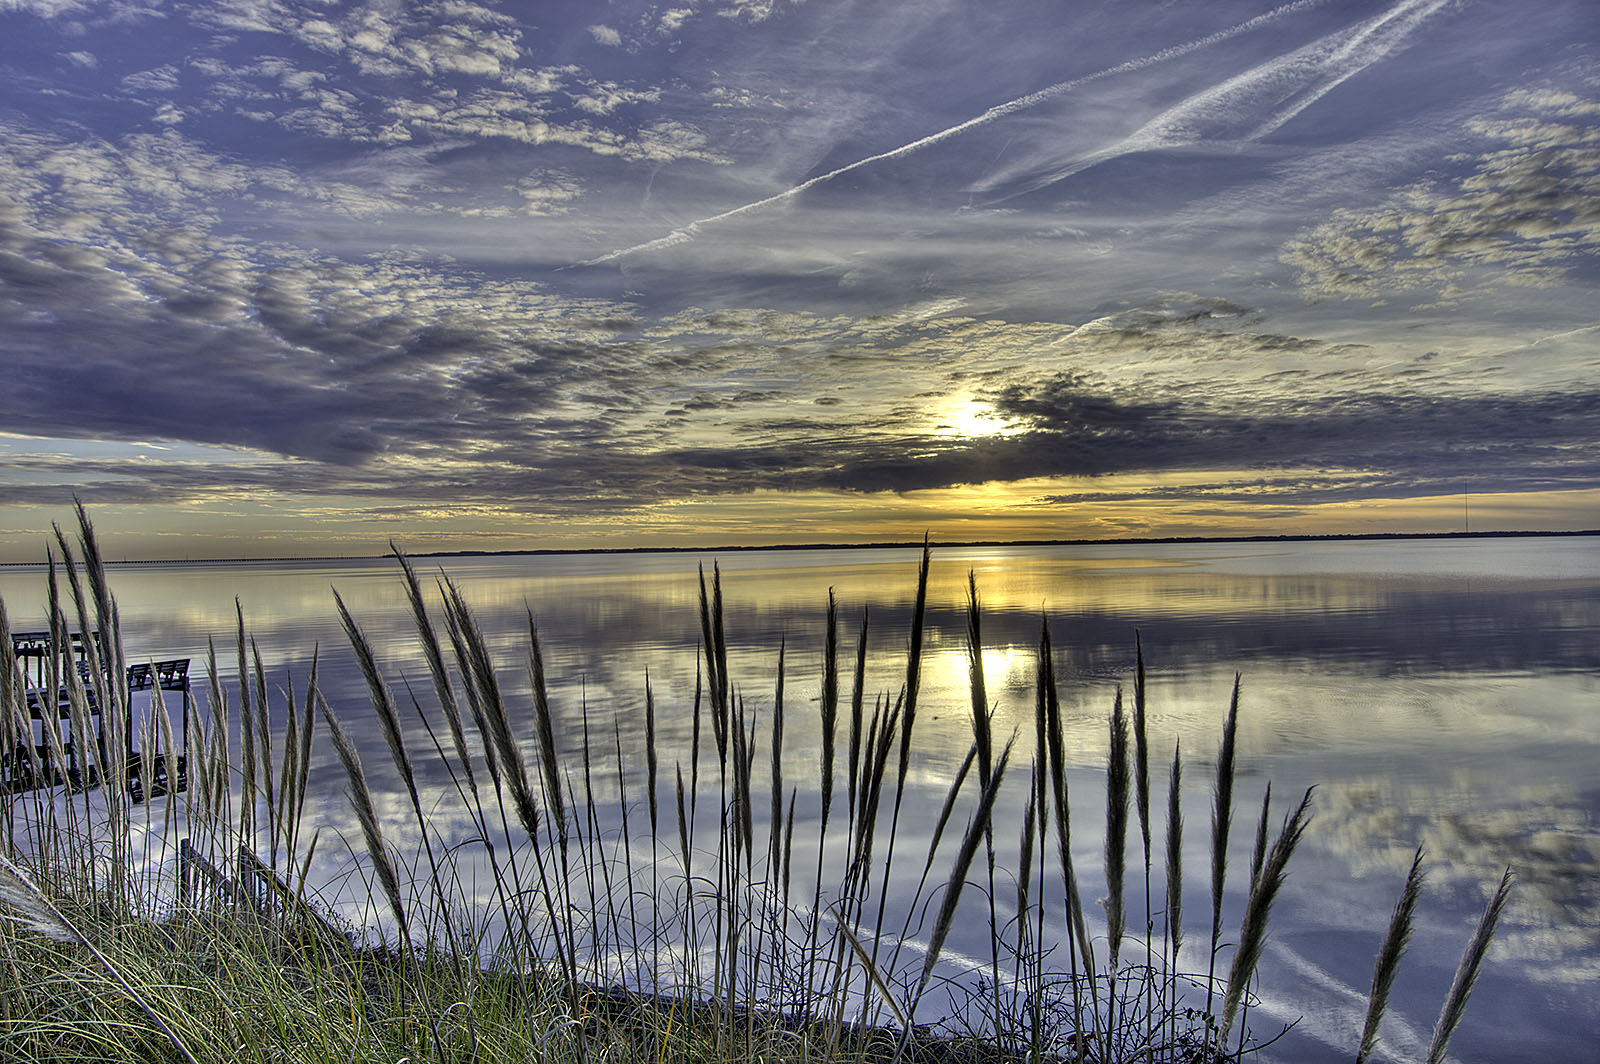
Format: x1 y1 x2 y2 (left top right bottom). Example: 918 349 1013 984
1 527 1594 569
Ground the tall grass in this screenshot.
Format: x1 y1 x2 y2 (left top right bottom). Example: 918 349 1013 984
0 509 1514 1064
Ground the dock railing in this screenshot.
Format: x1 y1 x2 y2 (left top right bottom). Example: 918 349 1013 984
4 630 189 800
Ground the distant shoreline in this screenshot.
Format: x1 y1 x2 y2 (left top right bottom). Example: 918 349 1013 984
1 527 1595 568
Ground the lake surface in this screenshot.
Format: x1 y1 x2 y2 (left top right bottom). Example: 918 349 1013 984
3 536 1596 1062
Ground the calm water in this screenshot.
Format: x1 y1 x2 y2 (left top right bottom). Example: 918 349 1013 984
3 537 1596 1062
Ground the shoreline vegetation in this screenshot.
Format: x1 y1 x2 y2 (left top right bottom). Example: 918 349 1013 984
0 507 1515 1063
0 527 1594 569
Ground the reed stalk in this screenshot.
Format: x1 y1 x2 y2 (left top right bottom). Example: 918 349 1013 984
1133 635 1153 1052
898 734 1016 1055
396 554 472 774
234 601 256 856
1356 847 1425 1064
961 569 1003 1036
1425 867 1514 1064
644 672 661 1000
1217 786 1315 1051
250 638 275 877
808 591 841 1002
868 547 933 990
1207 675 1241 1020
318 698 409 951
1164 740 1183 1058
1105 687 1130 1052
291 651 319 882
768 639 786 908
1038 620 1097 1056
1106 687 1130 970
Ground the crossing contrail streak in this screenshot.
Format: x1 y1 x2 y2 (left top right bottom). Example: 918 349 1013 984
982 0 1450 199
576 0 1330 266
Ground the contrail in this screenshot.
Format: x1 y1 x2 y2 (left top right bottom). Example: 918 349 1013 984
576 0 1330 266
1521 322 1600 348
1245 0 1452 138
981 0 1451 198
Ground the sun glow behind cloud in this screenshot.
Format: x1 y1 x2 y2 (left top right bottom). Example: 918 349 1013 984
932 399 1026 441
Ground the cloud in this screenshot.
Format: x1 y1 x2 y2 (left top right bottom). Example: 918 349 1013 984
657 8 692 36
990 381 1599 496
121 64 179 92
977 0 1453 198
0 120 668 478
156 1 716 163
579 0 1332 264
2 217 1591 520
1283 85 1600 302
0 120 445 230
588 24 620 47
712 0 802 22
513 171 583 214
0 0 89 15
572 82 661 115
643 0 804 30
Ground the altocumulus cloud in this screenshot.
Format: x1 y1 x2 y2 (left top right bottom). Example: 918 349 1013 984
1284 85 1600 304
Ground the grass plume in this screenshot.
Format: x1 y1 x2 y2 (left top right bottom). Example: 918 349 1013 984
1426 867 1515 1064
1356 847 1425 1064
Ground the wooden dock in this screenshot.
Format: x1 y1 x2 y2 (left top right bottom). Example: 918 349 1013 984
3 630 190 801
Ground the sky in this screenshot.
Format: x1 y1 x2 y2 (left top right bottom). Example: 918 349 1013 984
1 0 1597 560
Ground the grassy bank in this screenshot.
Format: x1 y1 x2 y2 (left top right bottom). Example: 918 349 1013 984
0 508 1513 1063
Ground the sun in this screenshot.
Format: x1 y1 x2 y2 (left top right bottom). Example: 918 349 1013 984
935 399 1024 439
